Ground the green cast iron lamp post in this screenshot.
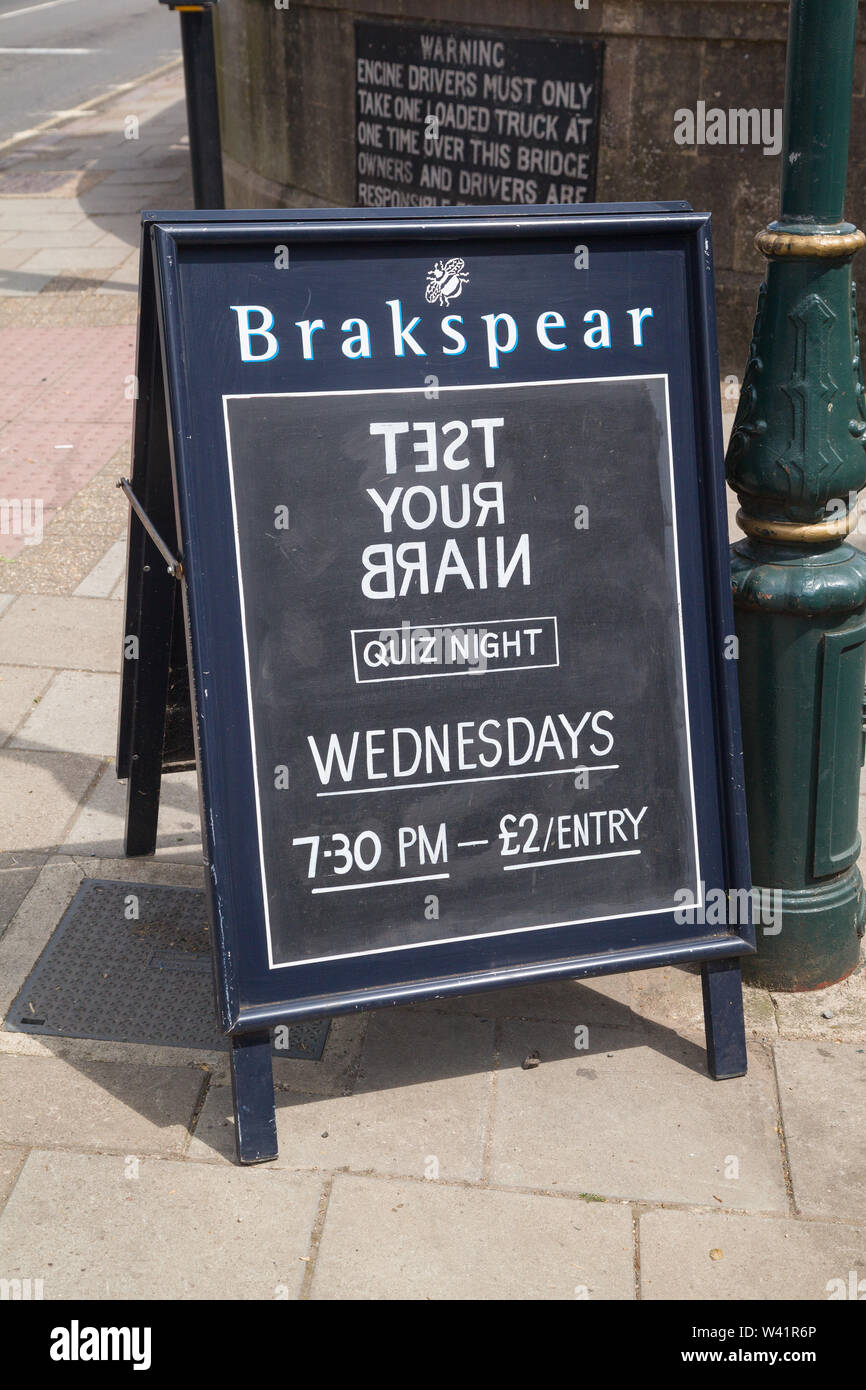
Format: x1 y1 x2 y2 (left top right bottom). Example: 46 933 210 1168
726 0 866 988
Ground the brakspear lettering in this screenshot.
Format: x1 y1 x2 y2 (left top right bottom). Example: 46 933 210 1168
230 298 655 367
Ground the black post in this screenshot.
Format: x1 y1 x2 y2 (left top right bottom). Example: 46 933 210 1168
701 959 748 1080
118 237 178 857
160 1 225 209
230 1033 278 1165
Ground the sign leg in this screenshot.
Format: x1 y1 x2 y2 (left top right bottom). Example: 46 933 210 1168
701 958 748 1079
119 227 183 856
230 1031 278 1164
123 568 177 856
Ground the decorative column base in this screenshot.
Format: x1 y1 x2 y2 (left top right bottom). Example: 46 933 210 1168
730 538 866 991
744 866 865 991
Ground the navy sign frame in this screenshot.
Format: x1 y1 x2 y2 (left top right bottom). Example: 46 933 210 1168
120 204 753 1164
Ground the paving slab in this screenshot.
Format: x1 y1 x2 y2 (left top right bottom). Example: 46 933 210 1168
0 212 85 232
0 748 100 852
190 1010 494 1180
775 1040 866 1222
96 255 139 295
772 959 866 1042
640 1208 866 1300
87 235 134 258
74 537 127 598
0 1146 25 1210
18 248 128 274
0 270 52 297
0 1055 203 1155
311 1173 636 1301
0 665 53 744
0 1150 323 1299
96 169 189 188
0 595 121 670
272 1013 368 1098
80 192 178 212
628 962 778 1038
75 855 206 891
10 670 118 757
4 229 105 250
0 199 89 217
89 215 140 243
0 596 13 618
0 856 84 1018
489 1022 787 1209
0 849 46 943
0 249 36 272
63 763 202 862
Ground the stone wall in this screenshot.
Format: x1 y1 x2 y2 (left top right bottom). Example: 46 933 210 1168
214 0 866 373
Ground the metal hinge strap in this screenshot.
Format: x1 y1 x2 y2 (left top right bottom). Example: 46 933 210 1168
117 478 183 579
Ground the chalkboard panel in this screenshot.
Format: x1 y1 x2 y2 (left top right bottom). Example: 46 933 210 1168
140 204 750 1036
224 375 696 969
355 22 603 208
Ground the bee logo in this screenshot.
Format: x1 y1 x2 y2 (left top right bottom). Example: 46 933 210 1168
425 257 469 308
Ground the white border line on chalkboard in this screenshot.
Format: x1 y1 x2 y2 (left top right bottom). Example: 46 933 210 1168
316 763 619 797
662 371 704 945
222 374 702 971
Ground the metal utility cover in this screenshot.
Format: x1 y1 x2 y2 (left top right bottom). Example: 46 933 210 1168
4 880 329 1058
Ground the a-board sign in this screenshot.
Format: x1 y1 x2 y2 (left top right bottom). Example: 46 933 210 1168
355 22 603 209
119 204 752 1163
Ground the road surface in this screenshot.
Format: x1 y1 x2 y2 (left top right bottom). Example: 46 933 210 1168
0 0 180 145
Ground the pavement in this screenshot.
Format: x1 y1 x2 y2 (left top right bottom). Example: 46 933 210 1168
1 65 865 1303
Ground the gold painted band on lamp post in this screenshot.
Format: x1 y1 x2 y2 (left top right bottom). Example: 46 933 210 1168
755 227 866 259
736 509 858 544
